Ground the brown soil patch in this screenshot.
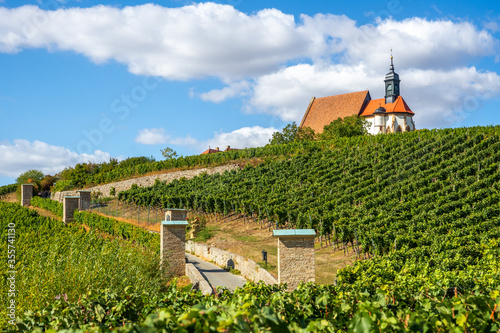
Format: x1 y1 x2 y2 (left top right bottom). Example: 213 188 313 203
0 192 17 203
194 213 357 285
29 205 62 220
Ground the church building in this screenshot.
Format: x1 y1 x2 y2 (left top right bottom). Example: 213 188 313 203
299 57 415 135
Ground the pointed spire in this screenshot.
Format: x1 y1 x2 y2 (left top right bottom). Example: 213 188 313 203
390 48 394 71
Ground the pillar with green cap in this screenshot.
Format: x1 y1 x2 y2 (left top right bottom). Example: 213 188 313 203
273 229 316 291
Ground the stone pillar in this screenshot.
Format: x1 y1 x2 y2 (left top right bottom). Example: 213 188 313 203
63 196 80 223
161 220 188 277
21 184 34 206
77 191 91 210
273 229 316 291
165 208 187 221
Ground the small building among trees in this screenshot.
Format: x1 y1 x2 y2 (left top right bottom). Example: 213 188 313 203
299 57 415 135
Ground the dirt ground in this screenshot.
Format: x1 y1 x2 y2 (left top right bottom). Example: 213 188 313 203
193 213 357 285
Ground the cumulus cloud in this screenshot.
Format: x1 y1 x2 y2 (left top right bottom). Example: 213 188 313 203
136 126 276 150
135 128 169 145
0 3 314 80
247 63 500 128
135 128 198 145
0 139 112 178
199 81 250 103
0 3 498 128
205 126 276 149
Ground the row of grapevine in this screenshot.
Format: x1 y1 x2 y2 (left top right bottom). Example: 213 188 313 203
117 126 500 294
0 202 166 328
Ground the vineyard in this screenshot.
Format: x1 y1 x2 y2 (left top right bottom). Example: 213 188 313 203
2 201 500 331
118 126 500 292
3 125 500 331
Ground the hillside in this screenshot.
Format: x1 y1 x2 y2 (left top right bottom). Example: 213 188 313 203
3 126 500 331
118 126 500 294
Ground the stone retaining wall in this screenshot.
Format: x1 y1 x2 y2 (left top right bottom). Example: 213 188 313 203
185 263 212 295
186 240 277 285
52 164 240 203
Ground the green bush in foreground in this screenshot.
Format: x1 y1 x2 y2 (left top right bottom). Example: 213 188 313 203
0 202 167 329
30 196 63 217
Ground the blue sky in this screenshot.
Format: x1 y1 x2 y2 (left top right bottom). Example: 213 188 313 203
1 0 500 186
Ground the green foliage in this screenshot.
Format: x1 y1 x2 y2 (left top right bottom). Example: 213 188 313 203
193 227 213 242
50 180 74 193
13 282 500 332
119 125 500 296
161 147 178 160
0 184 17 196
269 122 316 145
109 187 116 197
15 169 44 192
40 175 56 192
31 197 63 217
319 115 370 140
0 202 167 329
73 211 160 253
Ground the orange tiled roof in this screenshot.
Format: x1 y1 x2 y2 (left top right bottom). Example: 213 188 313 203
360 96 414 116
201 148 220 155
299 91 371 133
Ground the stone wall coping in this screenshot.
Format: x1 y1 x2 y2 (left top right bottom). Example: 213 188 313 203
162 221 189 226
77 190 92 193
185 263 213 295
186 240 277 285
64 196 81 199
273 229 316 237
164 208 188 211
21 184 34 186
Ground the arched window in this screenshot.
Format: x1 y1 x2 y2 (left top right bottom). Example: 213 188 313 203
396 125 402 133
405 125 411 132
386 126 391 133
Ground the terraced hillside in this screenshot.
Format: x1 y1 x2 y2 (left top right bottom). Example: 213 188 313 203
119 126 500 294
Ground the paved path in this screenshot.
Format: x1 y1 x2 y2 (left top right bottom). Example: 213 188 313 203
186 253 246 292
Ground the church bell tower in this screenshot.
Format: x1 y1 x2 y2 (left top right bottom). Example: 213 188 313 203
384 52 400 104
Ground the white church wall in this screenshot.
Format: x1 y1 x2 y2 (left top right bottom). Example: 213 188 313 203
364 115 414 135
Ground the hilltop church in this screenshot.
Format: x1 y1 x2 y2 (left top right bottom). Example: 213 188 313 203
299 57 415 135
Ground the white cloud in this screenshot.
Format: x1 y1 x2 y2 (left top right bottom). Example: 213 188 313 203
0 4 498 128
0 139 112 178
247 63 500 128
135 128 198 146
0 4 314 80
138 126 277 151
206 126 276 149
199 81 250 103
135 128 169 145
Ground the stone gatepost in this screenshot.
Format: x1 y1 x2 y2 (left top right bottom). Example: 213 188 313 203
21 184 34 206
77 191 91 210
165 208 187 221
161 220 188 277
63 196 80 223
273 229 316 291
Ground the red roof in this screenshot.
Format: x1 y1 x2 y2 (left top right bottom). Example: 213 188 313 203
360 96 414 116
201 148 220 155
299 91 371 134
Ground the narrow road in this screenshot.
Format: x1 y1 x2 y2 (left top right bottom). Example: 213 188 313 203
186 254 246 292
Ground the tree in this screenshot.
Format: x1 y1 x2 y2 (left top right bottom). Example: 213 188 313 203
16 169 44 185
16 169 45 193
161 147 178 160
269 122 316 145
319 115 370 140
